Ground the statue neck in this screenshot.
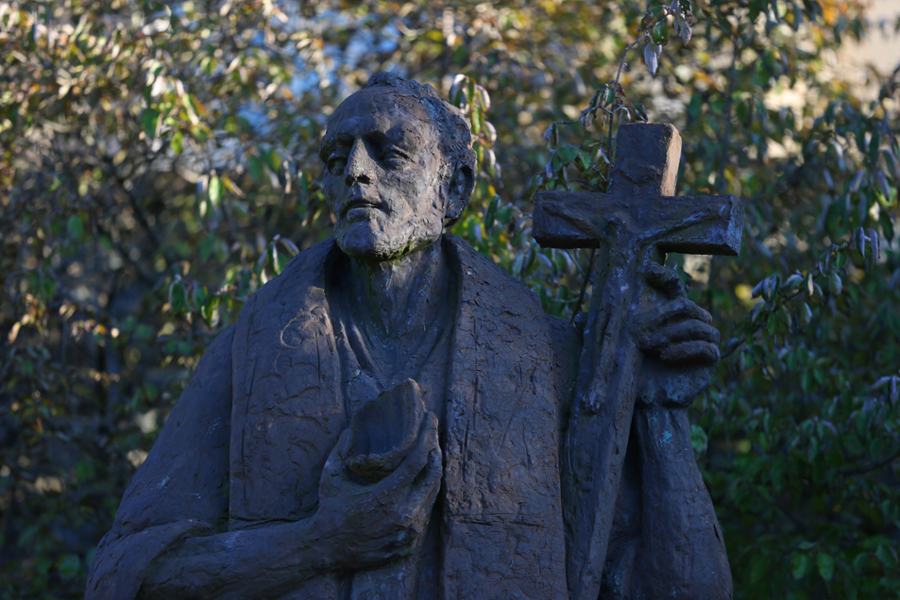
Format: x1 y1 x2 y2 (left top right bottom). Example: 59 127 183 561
346 238 448 342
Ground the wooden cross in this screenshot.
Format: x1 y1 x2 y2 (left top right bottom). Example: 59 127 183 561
533 123 742 600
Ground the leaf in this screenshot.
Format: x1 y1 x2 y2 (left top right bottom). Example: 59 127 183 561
200 234 215 262
690 424 708 455
222 176 245 199
828 271 842 296
248 155 264 182
58 554 80 579
875 544 897 570
849 169 865 193
633 102 648 122
817 553 835 581
644 42 661 76
543 122 559 148
557 144 579 164
651 20 669 46
792 553 811 579
880 209 894 240
799 303 812 328
876 171 892 205
141 108 160 138
852 552 870 573
603 85 616 105
679 21 692 44
484 195 500 228
882 148 900 182
67 215 84 240
208 175 222 207
171 131 184 154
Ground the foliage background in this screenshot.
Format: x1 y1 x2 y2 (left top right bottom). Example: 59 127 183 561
1 0 899 598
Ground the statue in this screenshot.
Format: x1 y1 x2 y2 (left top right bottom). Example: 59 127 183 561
86 72 737 600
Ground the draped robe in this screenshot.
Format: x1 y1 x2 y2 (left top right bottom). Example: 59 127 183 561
86 234 730 600
86 236 576 600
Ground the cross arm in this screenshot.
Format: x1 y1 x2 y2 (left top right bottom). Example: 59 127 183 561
533 190 743 257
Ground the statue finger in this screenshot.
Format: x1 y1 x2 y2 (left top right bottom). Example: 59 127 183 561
644 297 713 329
323 428 355 478
643 262 686 299
659 340 719 366
406 445 443 509
641 320 720 351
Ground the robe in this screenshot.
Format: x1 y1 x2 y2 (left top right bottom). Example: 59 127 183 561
86 234 731 600
86 235 576 600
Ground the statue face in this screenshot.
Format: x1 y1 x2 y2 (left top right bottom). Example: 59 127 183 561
321 89 447 263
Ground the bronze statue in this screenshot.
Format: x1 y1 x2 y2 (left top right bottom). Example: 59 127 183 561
86 73 736 600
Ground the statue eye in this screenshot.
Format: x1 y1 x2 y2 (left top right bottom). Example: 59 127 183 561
327 155 347 175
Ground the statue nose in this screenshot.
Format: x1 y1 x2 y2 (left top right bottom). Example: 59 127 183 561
345 139 374 187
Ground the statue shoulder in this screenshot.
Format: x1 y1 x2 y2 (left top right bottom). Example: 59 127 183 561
443 234 541 309
444 234 581 351
235 237 336 319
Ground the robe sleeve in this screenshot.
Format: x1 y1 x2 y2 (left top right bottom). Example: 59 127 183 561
85 326 236 600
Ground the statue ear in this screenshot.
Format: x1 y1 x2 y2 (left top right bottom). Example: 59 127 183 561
443 164 474 226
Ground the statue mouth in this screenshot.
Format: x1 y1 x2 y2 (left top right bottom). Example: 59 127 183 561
342 188 382 217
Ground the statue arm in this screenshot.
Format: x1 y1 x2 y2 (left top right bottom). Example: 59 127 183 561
87 327 343 600
86 324 367 600
137 515 337 600
548 311 731 599
86 326 238 600
600 288 733 600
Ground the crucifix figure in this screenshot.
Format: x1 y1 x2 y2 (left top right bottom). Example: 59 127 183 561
535 122 742 600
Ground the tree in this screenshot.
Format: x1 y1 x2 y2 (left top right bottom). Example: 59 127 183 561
1 1 898 598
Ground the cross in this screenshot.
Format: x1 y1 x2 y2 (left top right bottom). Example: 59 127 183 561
533 123 742 600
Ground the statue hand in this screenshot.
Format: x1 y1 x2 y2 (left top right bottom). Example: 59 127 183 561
633 263 720 408
315 409 442 571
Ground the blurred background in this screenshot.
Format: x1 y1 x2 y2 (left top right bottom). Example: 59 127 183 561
1 1 899 598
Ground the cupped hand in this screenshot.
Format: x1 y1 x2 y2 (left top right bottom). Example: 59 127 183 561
315 410 442 571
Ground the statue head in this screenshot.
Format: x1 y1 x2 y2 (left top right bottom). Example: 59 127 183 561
320 72 476 263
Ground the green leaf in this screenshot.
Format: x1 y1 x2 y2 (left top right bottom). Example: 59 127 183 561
633 102 648 122
67 215 84 240
880 209 895 240
875 544 897 569
828 271 842 296
557 144 579 165
171 131 184 154
484 195 499 228
58 554 80 579
817 552 835 581
852 552 869 573
208 175 222 207
248 155 264 182
141 108 160 138
690 424 708 455
603 85 616 105
792 553 811 580
200 234 215 262
651 20 669 46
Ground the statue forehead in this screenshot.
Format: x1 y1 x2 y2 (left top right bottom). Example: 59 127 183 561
326 88 438 142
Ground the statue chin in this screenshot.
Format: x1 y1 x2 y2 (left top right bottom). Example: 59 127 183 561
335 221 441 265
